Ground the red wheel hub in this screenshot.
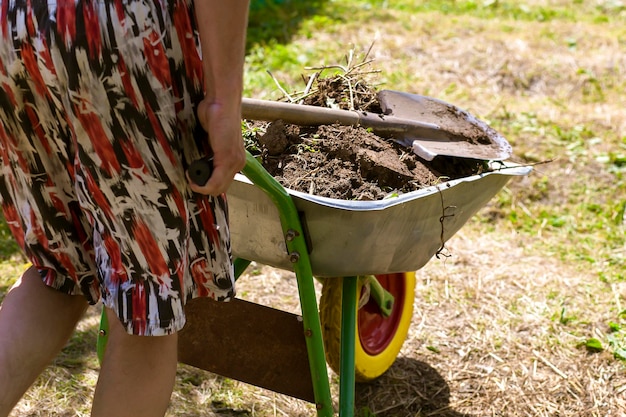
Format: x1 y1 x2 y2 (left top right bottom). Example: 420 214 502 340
358 273 406 355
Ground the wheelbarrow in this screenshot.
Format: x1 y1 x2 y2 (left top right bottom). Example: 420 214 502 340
97 150 529 416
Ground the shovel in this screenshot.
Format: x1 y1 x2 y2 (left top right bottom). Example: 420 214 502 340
241 90 512 161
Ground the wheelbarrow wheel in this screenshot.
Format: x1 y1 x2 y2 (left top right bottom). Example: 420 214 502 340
319 272 416 382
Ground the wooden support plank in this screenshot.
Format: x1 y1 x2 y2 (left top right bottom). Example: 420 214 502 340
178 297 315 403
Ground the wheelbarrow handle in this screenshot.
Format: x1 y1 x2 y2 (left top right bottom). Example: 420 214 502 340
188 157 214 186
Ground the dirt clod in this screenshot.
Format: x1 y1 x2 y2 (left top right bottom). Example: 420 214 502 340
249 120 487 200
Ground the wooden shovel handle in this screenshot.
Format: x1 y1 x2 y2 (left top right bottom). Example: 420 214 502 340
240 98 441 139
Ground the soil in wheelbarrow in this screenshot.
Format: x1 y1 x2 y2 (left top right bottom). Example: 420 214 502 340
246 120 489 201
245 72 490 200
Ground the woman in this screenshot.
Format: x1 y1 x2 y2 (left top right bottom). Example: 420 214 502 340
0 1 249 415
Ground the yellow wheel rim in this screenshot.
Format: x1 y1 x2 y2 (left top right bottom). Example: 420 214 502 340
319 272 416 382
354 272 415 381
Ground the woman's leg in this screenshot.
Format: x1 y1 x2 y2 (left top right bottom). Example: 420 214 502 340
0 266 88 416
91 308 178 417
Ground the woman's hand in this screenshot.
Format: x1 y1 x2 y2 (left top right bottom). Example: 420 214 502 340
188 99 246 196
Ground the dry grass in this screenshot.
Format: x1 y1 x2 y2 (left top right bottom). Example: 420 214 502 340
4 1 626 416
380 231 626 416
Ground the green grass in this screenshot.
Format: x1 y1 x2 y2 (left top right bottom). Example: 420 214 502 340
388 0 625 23
0 213 22 261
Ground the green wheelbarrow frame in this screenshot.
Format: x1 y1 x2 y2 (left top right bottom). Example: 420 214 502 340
97 152 368 416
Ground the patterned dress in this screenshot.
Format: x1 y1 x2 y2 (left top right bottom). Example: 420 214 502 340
0 0 236 336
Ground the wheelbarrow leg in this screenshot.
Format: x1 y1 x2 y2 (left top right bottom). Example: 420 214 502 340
291 258 335 416
233 257 251 281
339 276 358 417
97 307 108 364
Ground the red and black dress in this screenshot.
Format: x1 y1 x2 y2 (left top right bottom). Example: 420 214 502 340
0 0 235 336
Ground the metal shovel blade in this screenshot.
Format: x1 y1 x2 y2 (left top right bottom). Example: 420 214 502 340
241 91 512 161
377 90 512 161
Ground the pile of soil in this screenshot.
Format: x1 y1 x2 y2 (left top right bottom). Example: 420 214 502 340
245 74 490 201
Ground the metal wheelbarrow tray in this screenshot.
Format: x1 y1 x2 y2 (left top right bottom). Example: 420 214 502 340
228 161 530 277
